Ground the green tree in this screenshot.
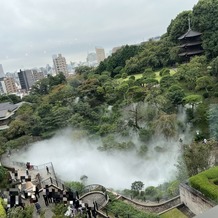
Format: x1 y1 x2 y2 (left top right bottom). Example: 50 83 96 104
195 76 212 92
5 119 28 139
0 166 6 182
183 140 215 176
131 181 144 192
182 95 202 110
31 78 49 95
208 104 218 140
166 10 192 43
0 198 6 218
145 186 158 196
65 181 85 195
153 114 177 139
52 204 67 218
167 85 185 105
0 94 21 104
160 75 176 89
210 57 218 77
7 205 34 218
75 66 93 75
192 0 218 58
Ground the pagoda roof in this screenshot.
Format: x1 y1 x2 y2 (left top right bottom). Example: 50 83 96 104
178 29 202 40
179 50 204 57
178 41 202 48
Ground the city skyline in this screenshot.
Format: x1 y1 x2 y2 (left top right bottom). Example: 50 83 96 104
0 0 198 72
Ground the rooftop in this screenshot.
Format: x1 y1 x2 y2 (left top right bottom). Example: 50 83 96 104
178 29 202 40
0 102 18 112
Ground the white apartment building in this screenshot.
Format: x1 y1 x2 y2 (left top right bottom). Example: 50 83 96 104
53 54 68 76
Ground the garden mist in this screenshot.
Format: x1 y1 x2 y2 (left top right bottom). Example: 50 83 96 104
11 126 189 190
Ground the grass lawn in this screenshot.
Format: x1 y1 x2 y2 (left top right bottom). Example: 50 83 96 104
119 68 177 83
119 73 143 82
160 208 187 218
155 69 176 82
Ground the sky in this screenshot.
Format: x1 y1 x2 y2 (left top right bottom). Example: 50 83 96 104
0 0 198 72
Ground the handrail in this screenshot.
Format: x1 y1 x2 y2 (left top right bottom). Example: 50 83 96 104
81 184 106 196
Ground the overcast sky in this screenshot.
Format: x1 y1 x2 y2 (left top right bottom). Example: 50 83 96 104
0 0 198 72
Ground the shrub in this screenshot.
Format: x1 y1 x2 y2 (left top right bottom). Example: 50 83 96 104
0 199 6 218
160 68 170 76
203 92 209 98
121 73 128 79
144 68 153 74
214 92 218 97
114 74 121 79
139 128 152 142
129 75 135 80
189 167 218 203
0 167 6 182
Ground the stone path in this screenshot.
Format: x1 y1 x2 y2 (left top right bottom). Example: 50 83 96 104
81 192 107 209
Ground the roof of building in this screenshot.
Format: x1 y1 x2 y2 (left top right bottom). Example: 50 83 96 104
178 50 204 57
178 41 202 48
178 29 202 40
194 205 218 218
0 110 8 118
0 102 18 112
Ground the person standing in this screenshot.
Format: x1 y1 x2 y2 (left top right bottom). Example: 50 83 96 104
43 195 49 206
35 202 41 214
35 186 40 198
46 166 50 175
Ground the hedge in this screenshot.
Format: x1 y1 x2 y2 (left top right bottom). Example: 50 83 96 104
0 198 6 218
189 167 218 203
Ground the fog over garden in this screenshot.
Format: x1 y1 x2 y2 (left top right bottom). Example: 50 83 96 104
13 107 192 190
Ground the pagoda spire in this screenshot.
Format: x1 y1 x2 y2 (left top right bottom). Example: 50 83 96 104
188 17 191 30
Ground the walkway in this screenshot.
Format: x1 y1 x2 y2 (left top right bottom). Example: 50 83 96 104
0 153 57 217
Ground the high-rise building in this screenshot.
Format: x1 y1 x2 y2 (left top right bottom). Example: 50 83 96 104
4 77 17 94
0 64 5 78
0 78 7 94
95 47 106 63
53 54 68 76
32 70 44 81
18 69 44 91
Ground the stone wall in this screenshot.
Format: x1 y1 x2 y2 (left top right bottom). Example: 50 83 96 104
180 183 215 215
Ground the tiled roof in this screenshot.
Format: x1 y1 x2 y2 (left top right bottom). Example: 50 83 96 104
0 102 18 112
178 29 202 40
0 110 8 118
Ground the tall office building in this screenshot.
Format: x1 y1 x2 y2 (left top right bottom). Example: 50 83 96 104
0 64 5 78
18 70 34 91
53 54 68 76
95 47 106 63
18 69 44 91
4 77 17 94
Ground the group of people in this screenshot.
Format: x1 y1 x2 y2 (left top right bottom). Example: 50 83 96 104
64 201 98 218
24 164 99 217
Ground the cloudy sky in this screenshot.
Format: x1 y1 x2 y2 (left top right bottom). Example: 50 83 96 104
0 0 198 72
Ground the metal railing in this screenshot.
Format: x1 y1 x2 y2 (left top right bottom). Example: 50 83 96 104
81 184 106 196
